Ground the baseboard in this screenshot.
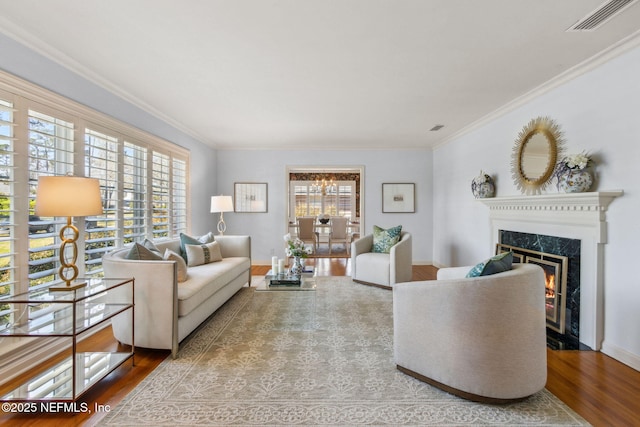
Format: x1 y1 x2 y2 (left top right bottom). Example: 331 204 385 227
601 341 640 372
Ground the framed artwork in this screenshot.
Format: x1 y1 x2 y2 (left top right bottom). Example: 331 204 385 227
234 182 268 212
382 183 415 213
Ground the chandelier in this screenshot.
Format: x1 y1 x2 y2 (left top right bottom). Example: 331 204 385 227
311 177 336 195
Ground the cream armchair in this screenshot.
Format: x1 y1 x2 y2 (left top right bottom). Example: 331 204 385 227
393 263 547 403
351 231 412 289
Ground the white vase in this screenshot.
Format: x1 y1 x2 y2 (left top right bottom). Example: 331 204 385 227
558 169 593 193
471 172 495 198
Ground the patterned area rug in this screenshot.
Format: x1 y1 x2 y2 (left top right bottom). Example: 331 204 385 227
99 277 588 426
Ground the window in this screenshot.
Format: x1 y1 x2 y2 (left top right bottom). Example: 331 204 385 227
0 95 15 325
28 108 75 290
289 181 356 220
84 128 119 278
122 142 148 244
0 70 190 305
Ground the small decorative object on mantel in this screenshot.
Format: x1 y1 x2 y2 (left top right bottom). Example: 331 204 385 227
471 170 496 198
284 233 312 275
553 152 593 193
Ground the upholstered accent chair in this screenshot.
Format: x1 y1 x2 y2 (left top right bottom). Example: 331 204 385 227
328 216 350 254
296 216 318 253
351 231 412 289
393 263 548 403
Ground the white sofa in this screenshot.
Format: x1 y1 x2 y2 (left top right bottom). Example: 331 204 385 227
351 231 412 289
393 263 547 403
102 235 251 358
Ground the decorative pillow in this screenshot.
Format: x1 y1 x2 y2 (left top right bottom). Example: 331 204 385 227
125 243 163 261
179 232 216 262
185 241 223 267
143 238 161 254
164 249 188 282
372 225 402 253
466 251 514 278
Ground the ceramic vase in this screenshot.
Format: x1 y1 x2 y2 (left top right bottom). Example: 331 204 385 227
289 256 303 276
471 172 495 198
558 169 593 193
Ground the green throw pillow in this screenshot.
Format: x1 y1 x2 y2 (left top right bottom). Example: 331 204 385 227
372 225 402 253
179 233 204 262
125 243 163 261
466 251 513 278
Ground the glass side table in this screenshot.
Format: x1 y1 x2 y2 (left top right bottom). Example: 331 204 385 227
0 278 135 401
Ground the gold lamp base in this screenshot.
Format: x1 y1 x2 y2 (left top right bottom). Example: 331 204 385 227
49 280 87 292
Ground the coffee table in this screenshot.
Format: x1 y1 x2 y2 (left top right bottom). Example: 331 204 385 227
256 267 316 291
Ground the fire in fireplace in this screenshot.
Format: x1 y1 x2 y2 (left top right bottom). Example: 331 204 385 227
496 243 578 349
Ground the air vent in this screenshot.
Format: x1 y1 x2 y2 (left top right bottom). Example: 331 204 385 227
430 124 444 131
567 0 638 31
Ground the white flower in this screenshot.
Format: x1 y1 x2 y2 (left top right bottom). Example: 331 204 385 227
565 153 590 170
283 233 292 242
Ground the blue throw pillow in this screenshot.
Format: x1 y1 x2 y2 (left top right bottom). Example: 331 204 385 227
372 225 402 253
179 233 204 262
466 251 513 278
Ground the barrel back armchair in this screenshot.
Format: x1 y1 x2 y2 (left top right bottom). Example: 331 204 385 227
393 263 547 403
351 231 412 289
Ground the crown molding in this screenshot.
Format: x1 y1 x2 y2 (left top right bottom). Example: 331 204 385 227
433 29 640 151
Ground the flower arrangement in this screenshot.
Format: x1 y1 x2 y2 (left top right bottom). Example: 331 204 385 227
553 152 593 180
284 233 312 258
318 213 330 224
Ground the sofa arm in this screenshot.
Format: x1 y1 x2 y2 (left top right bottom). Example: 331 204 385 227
351 234 373 279
214 235 251 258
390 232 412 285
102 251 178 353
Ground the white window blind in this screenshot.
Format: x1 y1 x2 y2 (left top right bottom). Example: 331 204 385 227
84 128 119 278
0 96 15 324
171 157 187 236
123 142 148 244
27 109 75 290
151 151 170 239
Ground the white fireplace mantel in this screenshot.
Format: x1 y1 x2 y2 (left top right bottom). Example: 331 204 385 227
479 190 623 350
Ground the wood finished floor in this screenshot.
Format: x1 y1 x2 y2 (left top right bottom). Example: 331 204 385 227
1 259 638 426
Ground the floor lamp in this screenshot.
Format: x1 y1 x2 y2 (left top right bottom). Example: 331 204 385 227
36 175 103 291
210 195 233 235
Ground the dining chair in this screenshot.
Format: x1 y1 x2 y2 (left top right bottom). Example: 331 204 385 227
296 217 319 253
329 216 350 254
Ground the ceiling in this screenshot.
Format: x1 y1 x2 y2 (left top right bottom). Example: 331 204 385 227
1 0 639 150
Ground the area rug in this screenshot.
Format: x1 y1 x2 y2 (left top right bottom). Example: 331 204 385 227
99 277 589 426
308 243 350 258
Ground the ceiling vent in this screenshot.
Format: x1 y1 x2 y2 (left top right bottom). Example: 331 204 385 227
567 0 639 31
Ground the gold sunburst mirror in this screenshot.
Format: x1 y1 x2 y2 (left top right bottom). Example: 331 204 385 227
511 116 564 195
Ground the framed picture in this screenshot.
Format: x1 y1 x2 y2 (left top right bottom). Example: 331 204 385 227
382 183 415 213
234 182 268 212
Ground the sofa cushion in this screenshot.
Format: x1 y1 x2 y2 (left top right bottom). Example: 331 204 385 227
143 238 161 254
177 257 250 316
372 225 402 253
185 241 223 267
125 243 163 260
164 249 188 282
179 232 215 262
466 251 513 278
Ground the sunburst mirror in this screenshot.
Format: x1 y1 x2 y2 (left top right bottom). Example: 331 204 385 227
511 116 564 195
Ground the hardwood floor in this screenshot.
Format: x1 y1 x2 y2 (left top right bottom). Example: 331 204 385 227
1 259 638 426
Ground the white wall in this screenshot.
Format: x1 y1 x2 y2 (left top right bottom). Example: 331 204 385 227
216 149 433 264
0 33 217 234
433 44 640 369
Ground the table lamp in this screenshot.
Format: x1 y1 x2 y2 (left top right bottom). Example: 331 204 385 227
210 195 233 235
36 175 103 291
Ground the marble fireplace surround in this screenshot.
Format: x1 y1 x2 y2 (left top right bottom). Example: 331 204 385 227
480 191 623 351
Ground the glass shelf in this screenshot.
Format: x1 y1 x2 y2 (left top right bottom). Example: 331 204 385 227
0 278 134 402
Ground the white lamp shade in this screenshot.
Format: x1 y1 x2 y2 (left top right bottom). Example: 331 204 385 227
35 176 104 217
210 195 234 213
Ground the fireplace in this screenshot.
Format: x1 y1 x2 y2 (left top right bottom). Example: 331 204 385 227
497 235 582 349
479 191 622 351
